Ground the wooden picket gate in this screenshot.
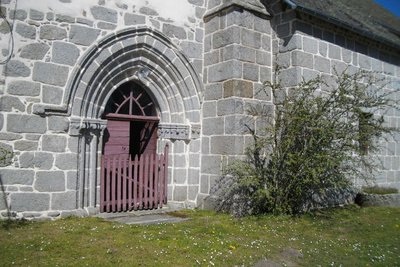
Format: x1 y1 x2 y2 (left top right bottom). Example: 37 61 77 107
100 145 169 212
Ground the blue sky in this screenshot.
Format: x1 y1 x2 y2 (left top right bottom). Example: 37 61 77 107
374 0 400 17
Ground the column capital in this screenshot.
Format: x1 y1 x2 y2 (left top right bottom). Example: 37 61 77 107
69 118 107 136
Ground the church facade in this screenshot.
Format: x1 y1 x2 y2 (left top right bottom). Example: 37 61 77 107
0 0 399 219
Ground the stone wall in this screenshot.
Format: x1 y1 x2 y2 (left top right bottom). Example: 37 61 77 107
199 0 274 203
0 0 206 219
271 3 400 189
1 0 399 219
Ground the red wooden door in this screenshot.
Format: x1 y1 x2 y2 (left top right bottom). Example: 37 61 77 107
103 120 130 156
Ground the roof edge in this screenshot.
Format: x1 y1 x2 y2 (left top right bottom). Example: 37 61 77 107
282 0 400 51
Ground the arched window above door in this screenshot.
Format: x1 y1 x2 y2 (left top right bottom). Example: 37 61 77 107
104 81 157 117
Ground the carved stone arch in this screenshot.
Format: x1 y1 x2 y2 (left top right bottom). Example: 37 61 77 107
34 27 202 129
55 27 203 213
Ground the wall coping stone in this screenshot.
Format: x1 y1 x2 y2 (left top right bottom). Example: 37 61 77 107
204 0 271 21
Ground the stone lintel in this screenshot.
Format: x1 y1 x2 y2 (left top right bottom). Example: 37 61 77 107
223 79 254 98
204 0 271 21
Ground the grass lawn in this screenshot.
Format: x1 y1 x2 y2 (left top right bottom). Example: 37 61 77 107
0 205 399 266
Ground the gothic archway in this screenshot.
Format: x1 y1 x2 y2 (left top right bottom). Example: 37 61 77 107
33 27 203 213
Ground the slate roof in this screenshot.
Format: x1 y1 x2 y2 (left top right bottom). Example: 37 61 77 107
286 0 400 50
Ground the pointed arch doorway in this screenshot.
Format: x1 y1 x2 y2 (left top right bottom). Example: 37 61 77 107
101 81 169 213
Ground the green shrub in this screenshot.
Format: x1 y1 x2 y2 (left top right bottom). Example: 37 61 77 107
215 70 398 216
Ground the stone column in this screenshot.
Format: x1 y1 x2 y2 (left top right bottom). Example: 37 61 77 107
70 118 107 214
200 0 274 202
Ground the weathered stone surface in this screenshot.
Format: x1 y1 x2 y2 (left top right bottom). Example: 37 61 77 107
201 155 221 175
314 56 331 73
203 117 224 135
189 0 204 5
97 21 116 30
20 43 50 60
210 136 244 155
40 25 67 40
35 171 65 192
217 98 243 116
90 6 117 23
0 114 3 130
8 80 40 96
52 191 76 210
223 79 253 98
69 25 100 46
7 114 47 134
204 83 223 100
42 85 63 105
55 14 75 23
222 45 256 62
243 62 259 81
14 140 38 151
15 22 36 39
139 6 158 16
76 18 93 26
174 186 187 201
46 12 54 20
0 169 34 185
0 20 10 34
42 135 67 152
66 171 77 190
0 133 23 141
33 62 69 86
208 60 242 82
162 24 187 39
67 137 79 153
55 153 77 170
124 13 145 25
213 27 240 49
0 142 13 167
0 96 25 112
48 116 69 132
10 193 50 211
10 9 27 20
180 41 203 59
30 9 44 20
3 60 30 77
241 29 261 49
52 41 80 66
19 152 53 170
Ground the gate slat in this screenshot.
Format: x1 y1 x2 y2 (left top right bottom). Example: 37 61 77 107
154 154 159 208
144 154 149 209
133 155 139 210
139 154 144 209
112 155 117 212
149 153 154 209
106 157 111 212
122 155 127 211
115 155 121 211
128 155 132 211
